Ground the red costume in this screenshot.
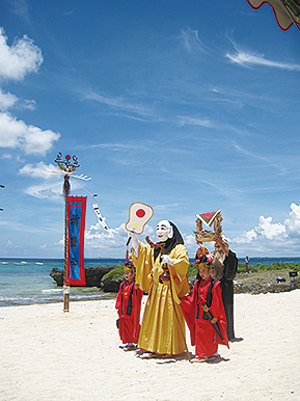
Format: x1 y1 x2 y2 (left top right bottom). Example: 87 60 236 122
181 277 229 358
115 279 143 344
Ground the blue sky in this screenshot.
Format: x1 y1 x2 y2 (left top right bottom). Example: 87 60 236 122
0 0 300 259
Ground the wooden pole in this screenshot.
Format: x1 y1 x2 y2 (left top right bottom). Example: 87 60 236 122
63 174 70 312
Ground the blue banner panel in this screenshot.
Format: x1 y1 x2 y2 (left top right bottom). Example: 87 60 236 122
66 196 87 285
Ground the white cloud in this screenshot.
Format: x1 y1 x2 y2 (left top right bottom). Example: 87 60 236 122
0 27 43 80
0 30 59 156
19 99 37 111
18 162 59 178
19 163 63 200
0 88 18 111
256 216 286 240
226 47 300 71
234 228 257 244
284 203 300 237
233 205 300 246
1 153 12 159
0 88 37 112
0 112 60 155
85 222 155 255
85 223 130 255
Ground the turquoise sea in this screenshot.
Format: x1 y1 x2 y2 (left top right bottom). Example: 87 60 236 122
1 257 300 307
0 258 125 307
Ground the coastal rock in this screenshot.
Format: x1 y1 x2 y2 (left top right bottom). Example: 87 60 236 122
50 268 64 286
49 265 115 287
100 276 123 292
234 276 300 294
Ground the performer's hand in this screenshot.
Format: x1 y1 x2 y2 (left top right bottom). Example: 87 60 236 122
211 317 217 324
161 254 173 266
214 235 229 256
160 270 170 281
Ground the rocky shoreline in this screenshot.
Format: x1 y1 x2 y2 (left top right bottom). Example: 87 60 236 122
50 265 300 295
49 265 117 288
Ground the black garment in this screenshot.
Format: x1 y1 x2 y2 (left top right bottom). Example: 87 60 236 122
220 249 238 341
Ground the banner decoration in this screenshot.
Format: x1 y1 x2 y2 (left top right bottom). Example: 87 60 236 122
92 203 114 237
125 202 154 235
66 196 87 285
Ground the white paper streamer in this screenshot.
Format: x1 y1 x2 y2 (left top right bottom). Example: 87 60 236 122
92 203 114 237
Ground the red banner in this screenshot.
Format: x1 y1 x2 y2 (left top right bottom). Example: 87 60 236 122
66 196 87 285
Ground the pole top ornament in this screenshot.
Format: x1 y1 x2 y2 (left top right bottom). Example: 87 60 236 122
55 153 80 173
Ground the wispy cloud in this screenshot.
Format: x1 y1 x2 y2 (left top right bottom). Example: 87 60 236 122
83 90 153 117
86 142 150 152
24 183 62 201
180 27 206 54
232 141 269 162
226 47 300 71
177 115 214 128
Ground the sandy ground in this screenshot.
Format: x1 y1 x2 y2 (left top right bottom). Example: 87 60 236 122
1 290 300 401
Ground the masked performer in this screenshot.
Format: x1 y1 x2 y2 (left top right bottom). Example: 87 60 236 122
181 254 229 362
130 220 190 355
115 261 143 351
213 235 238 341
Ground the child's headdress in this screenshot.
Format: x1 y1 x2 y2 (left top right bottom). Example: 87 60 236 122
195 252 213 270
123 260 135 272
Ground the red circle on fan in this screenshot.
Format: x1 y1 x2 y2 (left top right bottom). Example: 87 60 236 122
136 209 146 218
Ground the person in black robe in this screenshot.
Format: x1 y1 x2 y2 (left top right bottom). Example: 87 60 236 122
213 235 238 341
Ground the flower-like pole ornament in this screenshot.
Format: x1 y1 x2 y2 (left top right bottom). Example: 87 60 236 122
55 153 80 312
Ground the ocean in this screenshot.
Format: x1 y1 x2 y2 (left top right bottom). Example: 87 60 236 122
1 257 300 307
0 258 125 307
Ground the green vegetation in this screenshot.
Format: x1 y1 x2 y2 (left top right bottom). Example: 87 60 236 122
101 262 300 282
238 262 300 273
102 265 124 280
187 263 198 277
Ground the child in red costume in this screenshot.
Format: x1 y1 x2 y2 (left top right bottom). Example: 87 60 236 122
181 253 229 362
115 261 143 351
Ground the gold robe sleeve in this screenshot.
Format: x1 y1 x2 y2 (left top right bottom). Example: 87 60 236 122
132 241 154 292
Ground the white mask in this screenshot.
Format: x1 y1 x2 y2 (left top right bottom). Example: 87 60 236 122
156 220 173 242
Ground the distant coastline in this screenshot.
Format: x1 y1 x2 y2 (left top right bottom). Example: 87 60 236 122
1 257 300 307
2 256 300 265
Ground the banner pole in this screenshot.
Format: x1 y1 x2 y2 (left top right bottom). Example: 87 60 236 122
54 153 86 312
63 174 70 312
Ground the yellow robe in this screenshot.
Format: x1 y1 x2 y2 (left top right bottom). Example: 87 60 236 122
132 242 190 355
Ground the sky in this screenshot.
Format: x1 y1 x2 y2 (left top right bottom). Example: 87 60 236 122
0 0 300 259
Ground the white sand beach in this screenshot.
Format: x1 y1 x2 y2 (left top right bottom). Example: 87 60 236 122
1 290 300 401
